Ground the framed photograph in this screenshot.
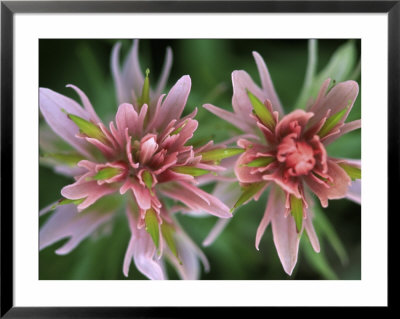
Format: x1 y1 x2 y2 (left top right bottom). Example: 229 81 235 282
1 0 394 316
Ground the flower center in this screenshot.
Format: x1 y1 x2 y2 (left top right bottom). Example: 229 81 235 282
277 134 316 177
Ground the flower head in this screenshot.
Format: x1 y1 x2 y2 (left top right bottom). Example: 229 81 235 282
39 41 233 279
203 51 361 275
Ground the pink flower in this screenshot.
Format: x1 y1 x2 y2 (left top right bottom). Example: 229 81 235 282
203 51 361 275
39 41 233 280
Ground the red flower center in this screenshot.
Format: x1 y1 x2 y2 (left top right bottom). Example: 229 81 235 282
277 134 316 177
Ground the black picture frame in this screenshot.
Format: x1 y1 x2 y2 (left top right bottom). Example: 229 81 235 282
1 1 394 317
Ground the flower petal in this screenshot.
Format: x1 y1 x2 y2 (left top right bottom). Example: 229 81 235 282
310 80 359 128
346 179 361 204
140 135 159 164
156 75 191 130
39 88 93 158
305 160 351 207
255 185 278 250
235 143 271 184
232 70 266 126
115 103 139 139
203 103 254 134
122 40 145 103
323 119 361 146
61 180 115 211
123 236 136 277
133 232 165 280
85 137 115 159
160 182 231 218
168 119 198 152
275 109 314 140
53 165 86 177
66 84 101 124
270 191 300 275
123 204 165 279
202 181 242 246
111 42 127 105
39 204 113 255
173 240 200 280
120 178 152 210
307 78 331 113
202 219 230 247
262 166 301 198
304 209 320 253
136 103 148 137
155 47 173 96
252 51 283 115
39 201 58 216
168 229 210 280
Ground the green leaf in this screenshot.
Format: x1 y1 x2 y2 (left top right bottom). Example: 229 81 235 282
246 90 275 129
312 171 330 185
348 61 361 81
142 170 154 195
290 195 303 233
171 166 210 176
171 120 188 136
138 68 150 108
77 42 106 95
301 239 338 280
89 193 122 214
295 39 318 110
315 40 356 85
338 163 361 181
161 222 180 263
232 182 265 211
326 131 361 158
188 136 211 148
318 106 349 138
200 148 244 162
314 207 349 265
246 156 274 167
52 198 85 210
93 167 121 180
68 113 107 143
42 152 84 166
145 208 160 249
295 40 357 109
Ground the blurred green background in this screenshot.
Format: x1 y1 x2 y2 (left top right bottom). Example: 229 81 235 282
39 39 361 280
